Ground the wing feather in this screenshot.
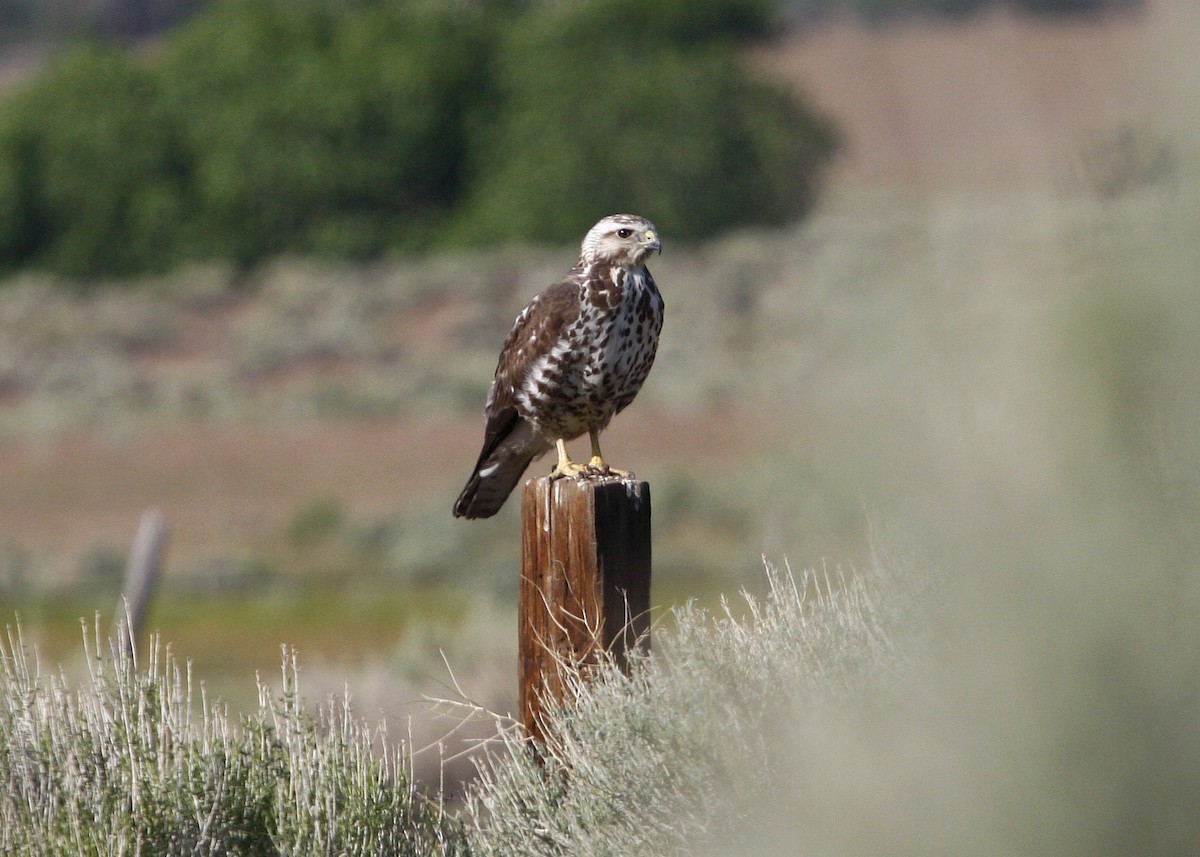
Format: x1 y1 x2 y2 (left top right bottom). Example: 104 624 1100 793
452 274 584 519
479 274 583 447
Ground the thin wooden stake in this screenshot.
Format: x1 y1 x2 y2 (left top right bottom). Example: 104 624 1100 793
519 476 651 744
114 508 167 660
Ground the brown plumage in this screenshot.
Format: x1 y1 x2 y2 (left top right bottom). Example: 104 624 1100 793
453 214 664 519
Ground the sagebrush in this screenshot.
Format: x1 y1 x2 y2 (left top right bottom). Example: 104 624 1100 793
0 624 465 855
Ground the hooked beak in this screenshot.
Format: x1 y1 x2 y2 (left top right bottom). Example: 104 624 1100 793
643 229 662 255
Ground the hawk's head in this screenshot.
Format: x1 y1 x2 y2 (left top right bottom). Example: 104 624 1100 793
580 214 661 268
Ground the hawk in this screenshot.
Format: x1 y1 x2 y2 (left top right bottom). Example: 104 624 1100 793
453 214 664 519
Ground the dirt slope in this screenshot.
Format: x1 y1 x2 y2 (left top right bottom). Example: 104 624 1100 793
757 7 1182 189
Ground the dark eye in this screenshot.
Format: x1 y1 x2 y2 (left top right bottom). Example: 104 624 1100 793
616 228 633 239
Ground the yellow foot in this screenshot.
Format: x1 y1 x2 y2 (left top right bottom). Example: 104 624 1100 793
548 459 589 479
549 459 633 480
548 437 587 479
547 438 635 480
582 456 633 478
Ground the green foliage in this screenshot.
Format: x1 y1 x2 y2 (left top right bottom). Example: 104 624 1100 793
0 47 191 276
515 0 775 46
156 0 484 263
454 0 835 245
0 0 835 279
455 12 836 245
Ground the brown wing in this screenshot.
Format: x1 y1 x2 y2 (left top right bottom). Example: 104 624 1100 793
474 273 583 466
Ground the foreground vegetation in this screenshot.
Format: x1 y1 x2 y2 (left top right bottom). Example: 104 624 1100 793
1 561 917 855
0 625 465 854
6 501 1200 856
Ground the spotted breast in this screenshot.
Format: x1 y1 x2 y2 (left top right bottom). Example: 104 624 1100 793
523 265 663 441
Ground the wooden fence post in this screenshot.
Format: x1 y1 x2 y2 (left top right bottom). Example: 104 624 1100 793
114 508 167 661
519 475 651 745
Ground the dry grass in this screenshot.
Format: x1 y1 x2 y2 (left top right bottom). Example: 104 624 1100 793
0 623 467 854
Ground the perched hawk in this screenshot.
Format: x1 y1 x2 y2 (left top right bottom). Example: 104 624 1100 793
453 214 664 519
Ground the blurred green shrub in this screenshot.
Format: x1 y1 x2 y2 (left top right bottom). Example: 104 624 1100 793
0 47 190 277
156 0 484 264
0 0 836 279
453 0 835 246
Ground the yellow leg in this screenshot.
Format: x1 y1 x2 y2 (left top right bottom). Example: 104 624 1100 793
548 438 585 479
584 429 632 478
548 433 634 480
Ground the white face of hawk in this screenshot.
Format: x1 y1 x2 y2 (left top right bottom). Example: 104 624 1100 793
579 214 662 268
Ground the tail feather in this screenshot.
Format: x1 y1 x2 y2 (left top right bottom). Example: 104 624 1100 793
453 451 538 519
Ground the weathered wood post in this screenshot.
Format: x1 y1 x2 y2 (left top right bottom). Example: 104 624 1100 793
519 475 651 744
